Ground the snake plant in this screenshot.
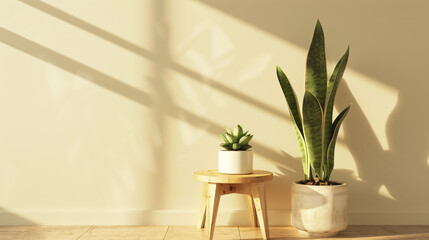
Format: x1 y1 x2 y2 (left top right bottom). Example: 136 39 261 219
276 20 351 184
219 125 253 151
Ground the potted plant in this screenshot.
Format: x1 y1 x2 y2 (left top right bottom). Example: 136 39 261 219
218 125 253 174
276 20 351 237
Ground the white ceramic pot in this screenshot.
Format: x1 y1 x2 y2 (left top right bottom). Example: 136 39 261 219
218 150 253 174
291 181 348 237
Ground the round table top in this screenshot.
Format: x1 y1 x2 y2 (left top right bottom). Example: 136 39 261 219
194 170 273 184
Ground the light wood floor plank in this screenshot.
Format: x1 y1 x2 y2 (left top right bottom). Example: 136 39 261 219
0 226 89 240
239 225 429 239
0 225 428 239
165 226 240 240
78 225 168 240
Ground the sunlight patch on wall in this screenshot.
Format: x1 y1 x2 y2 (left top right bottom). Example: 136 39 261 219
377 184 396 201
210 25 233 63
174 73 213 114
346 70 399 150
236 54 272 84
176 116 211 146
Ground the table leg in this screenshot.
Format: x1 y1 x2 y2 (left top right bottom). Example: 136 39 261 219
251 183 270 240
246 194 258 227
198 182 208 228
206 183 221 240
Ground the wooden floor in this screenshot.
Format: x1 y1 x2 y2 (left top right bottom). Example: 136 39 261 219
0 225 428 240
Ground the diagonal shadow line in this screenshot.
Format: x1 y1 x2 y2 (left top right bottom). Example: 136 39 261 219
0 26 289 164
18 0 155 59
18 0 288 120
0 26 154 107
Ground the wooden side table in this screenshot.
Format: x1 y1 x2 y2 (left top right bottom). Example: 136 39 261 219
194 170 273 240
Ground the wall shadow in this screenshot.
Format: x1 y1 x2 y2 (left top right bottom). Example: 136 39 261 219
199 0 429 214
3 0 428 222
18 0 288 121
199 0 429 88
273 78 429 216
0 207 35 225
335 81 429 210
0 25 294 210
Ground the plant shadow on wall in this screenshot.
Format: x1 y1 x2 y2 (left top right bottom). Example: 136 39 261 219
0 24 295 213
200 0 429 218
0 0 427 227
16 0 287 121
0 0 294 213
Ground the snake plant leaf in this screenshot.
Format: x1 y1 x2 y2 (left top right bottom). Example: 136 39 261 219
219 133 229 144
277 66 312 180
303 91 324 178
276 66 303 135
324 47 350 153
325 105 351 181
305 19 327 108
291 112 311 181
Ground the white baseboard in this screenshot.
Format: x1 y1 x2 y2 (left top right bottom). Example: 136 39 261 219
1 209 428 225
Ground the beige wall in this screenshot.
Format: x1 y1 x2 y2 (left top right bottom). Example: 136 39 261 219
0 0 428 225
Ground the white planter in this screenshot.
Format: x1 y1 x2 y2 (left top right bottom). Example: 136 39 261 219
291 181 348 237
218 150 253 174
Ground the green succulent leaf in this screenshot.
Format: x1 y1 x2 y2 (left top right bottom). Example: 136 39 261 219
219 133 229 144
239 134 253 145
241 144 252 150
232 143 241 150
226 127 233 136
221 125 253 150
325 105 351 181
226 132 237 143
303 91 324 179
233 125 244 138
220 143 232 150
305 19 327 109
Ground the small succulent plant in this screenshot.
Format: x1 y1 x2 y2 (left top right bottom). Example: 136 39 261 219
219 125 253 151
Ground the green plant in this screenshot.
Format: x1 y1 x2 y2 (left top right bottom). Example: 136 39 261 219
219 125 253 151
276 20 351 184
